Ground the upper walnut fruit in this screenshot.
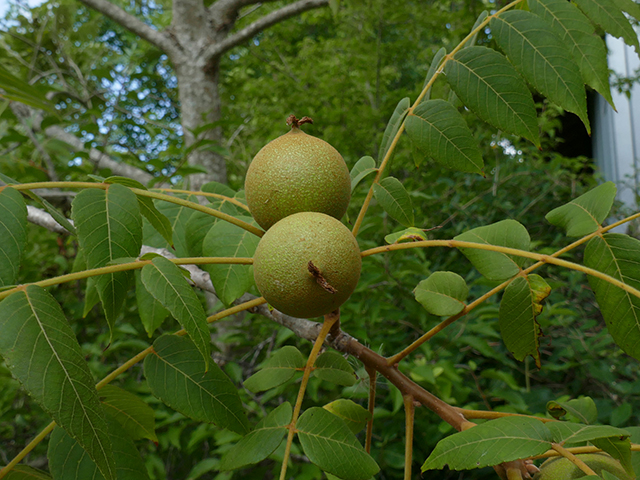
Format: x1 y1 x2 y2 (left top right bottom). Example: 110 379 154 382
245 116 351 231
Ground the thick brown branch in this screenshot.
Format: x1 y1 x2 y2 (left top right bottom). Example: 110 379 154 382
77 0 179 56
203 0 329 61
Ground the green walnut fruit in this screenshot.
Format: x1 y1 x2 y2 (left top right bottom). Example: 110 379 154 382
253 212 361 318
534 453 632 480
245 116 351 231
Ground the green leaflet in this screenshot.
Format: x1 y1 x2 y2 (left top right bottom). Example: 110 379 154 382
244 345 305 393
445 46 539 145
48 414 149 480
546 182 617 237
422 416 552 471
593 437 634 476
104 176 173 246
350 156 377 192
584 234 640 361
0 187 27 287
378 97 410 163
454 219 530 281
144 335 250 435
421 47 446 102
490 10 589 132
0 286 116 480
498 274 550 368
384 227 427 244
313 351 357 386
220 402 292 471
323 399 371 435
546 422 630 445
99 384 158 442
405 99 483 174
202 215 259 306
372 177 414 227
529 0 614 108
72 185 142 338
146 194 199 257
574 0 640 52
134 270 169 338
297 407 379 480
141 256 210 368
414 271 468 316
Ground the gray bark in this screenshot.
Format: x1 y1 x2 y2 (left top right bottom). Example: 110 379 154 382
75 0 329 188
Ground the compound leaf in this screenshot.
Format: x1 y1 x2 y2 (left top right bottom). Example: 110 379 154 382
490 10 589 131
445 46 539 145
405 99 483 174
454 219 530 281
414 271 468 316
584 234 640 361
220 402 291 471
546 182 617 237
0 187 27 287
144 335 249 434
499 274 550 367
0 286 116 480
141 256 210 367
422 416 552 471
297 407 379 480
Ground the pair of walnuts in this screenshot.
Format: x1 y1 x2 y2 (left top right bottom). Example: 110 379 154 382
245 116 362 319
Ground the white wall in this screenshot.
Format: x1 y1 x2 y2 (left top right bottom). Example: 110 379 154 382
593 35 640 221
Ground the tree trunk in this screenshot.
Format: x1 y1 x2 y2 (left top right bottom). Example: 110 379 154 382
174 58 227 188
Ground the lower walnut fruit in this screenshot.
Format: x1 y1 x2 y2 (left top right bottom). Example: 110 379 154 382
253 212 362 318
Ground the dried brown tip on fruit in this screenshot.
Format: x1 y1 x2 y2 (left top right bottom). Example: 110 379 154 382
308 260 338 294
286 115 314 128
